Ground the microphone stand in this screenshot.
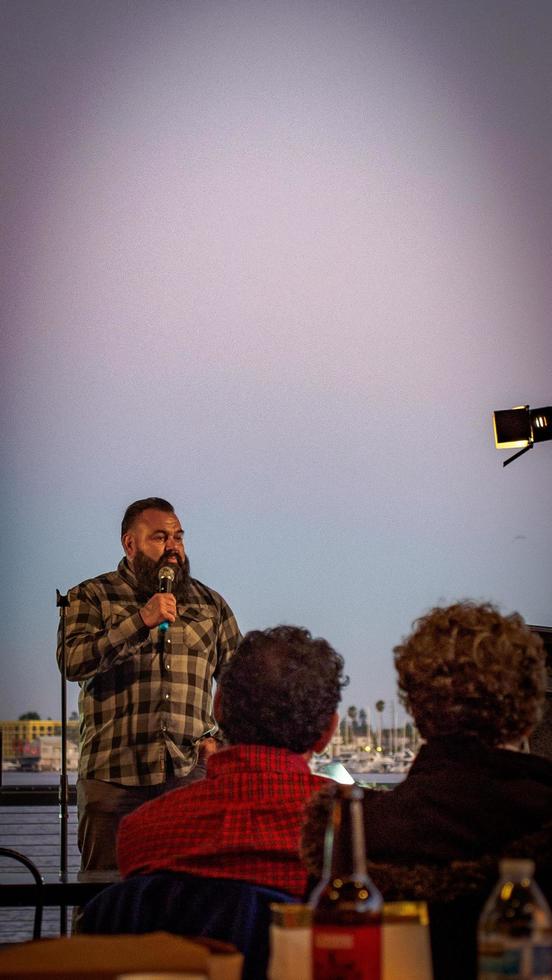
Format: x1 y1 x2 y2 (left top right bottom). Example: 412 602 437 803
56 589 70 936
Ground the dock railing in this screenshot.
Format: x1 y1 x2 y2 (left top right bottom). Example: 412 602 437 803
0 781 80 942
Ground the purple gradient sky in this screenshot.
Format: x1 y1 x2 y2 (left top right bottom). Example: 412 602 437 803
1 0 551 724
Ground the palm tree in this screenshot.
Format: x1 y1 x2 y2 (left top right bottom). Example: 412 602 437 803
347 705 358 742
375 700 385 751
363 705 373 748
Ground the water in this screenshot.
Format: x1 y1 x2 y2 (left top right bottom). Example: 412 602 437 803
0 771 80 943
1 771 78 787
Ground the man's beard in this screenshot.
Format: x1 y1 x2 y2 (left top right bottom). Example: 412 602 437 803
132 550 191 602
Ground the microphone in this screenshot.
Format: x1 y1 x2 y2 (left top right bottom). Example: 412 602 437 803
158 565 176 632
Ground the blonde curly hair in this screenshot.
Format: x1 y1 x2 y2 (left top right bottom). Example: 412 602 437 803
394 602 546 747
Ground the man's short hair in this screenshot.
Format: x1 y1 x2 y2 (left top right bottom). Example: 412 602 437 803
121 498 175 538
394 601 546 746
218 625 348 753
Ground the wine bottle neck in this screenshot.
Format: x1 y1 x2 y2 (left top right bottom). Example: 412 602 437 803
324 795 367 880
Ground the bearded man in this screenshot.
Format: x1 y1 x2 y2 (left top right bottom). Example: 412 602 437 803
57 497 241 873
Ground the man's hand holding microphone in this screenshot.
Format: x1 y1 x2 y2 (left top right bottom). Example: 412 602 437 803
139 565 176 630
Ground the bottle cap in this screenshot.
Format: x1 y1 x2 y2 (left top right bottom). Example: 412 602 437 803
334 783 364 801
270 903 313 927
499 858 535 877
383 901 429 926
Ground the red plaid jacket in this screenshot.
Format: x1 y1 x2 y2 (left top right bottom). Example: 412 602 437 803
117 743 329 898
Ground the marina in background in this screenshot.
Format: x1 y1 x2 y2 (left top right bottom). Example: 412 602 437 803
1 702 418 776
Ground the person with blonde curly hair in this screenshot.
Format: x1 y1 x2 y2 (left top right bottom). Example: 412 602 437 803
394 601 546 748
301 601 552 980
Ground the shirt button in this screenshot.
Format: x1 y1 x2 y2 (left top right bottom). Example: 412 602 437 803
165 663 171 670
164 693 170 700
161 723 167 733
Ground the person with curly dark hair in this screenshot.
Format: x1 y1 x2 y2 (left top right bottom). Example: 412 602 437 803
217 625 347 752
301 602 552 980
116 625 347 898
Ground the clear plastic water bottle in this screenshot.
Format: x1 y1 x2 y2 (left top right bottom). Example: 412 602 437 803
478 858 552 979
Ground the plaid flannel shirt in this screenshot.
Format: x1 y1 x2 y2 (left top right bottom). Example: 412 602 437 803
117 744 330 898
57 558 241 785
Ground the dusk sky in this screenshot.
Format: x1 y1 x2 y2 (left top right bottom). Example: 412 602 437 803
2 0 551 727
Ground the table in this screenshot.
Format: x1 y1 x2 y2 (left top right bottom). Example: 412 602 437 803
0 871 119 908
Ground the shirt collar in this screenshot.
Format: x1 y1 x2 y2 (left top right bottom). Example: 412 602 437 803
207 743 312 778
117 557 138 587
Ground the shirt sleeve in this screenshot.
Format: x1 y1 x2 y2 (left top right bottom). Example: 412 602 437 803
56 581 150 681
214 599 242 678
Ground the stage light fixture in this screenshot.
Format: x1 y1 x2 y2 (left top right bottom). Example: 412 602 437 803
493 405 552 466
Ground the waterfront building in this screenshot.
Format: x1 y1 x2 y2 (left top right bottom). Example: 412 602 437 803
0 719 79 764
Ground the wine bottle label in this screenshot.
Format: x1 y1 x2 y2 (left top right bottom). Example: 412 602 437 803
312 924 381 979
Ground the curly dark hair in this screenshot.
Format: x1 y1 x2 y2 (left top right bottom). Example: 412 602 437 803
218 625 348 753
394 601 546 746
121 498 174 538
